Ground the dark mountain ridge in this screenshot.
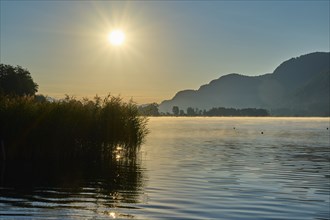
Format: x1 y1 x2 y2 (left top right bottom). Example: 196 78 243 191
159 52 330 116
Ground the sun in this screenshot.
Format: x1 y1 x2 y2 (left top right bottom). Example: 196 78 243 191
108 30 125 46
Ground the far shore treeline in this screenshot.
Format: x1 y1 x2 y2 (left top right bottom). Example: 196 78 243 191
0 64 148 162
138 103 269 117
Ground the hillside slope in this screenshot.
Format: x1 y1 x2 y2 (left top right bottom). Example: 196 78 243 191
159 52 330 116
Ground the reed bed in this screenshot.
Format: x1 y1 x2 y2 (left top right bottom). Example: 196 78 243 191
0 95 148 161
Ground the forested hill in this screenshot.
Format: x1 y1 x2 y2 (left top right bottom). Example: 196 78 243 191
159 52 330 116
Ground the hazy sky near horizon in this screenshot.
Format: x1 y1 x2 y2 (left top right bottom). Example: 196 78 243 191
1 1 329 103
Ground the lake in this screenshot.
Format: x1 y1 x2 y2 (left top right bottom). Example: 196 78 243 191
1 117 329 219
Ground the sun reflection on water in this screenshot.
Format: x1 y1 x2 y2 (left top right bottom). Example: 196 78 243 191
109 212 116 218
114 145 124 161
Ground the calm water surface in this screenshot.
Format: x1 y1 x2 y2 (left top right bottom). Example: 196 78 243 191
1 117 329 219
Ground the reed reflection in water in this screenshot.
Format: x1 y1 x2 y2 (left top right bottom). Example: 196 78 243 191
0 150 146 219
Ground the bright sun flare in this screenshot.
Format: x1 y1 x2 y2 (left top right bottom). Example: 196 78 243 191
108 30 125 46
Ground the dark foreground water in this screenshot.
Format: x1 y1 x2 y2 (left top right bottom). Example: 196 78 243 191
1 117 329 219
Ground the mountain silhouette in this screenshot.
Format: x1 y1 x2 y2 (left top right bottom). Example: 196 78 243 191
159 52 330 116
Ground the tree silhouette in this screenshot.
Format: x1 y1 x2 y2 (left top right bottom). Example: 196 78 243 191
138 103 160 116
202 107 269 116
186 107 195 116
172 106 179 116
0 64 38 96
179 109 185 116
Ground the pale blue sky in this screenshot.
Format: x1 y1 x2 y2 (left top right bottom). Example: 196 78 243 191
1 1 329 103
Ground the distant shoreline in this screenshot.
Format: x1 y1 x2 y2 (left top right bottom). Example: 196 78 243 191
144 115 330 118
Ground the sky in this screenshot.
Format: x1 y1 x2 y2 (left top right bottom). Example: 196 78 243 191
1 1 329 104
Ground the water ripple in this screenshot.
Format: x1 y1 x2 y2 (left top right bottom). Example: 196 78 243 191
1 117 329 219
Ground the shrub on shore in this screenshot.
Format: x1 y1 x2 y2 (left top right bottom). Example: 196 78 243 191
0 94 148 161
